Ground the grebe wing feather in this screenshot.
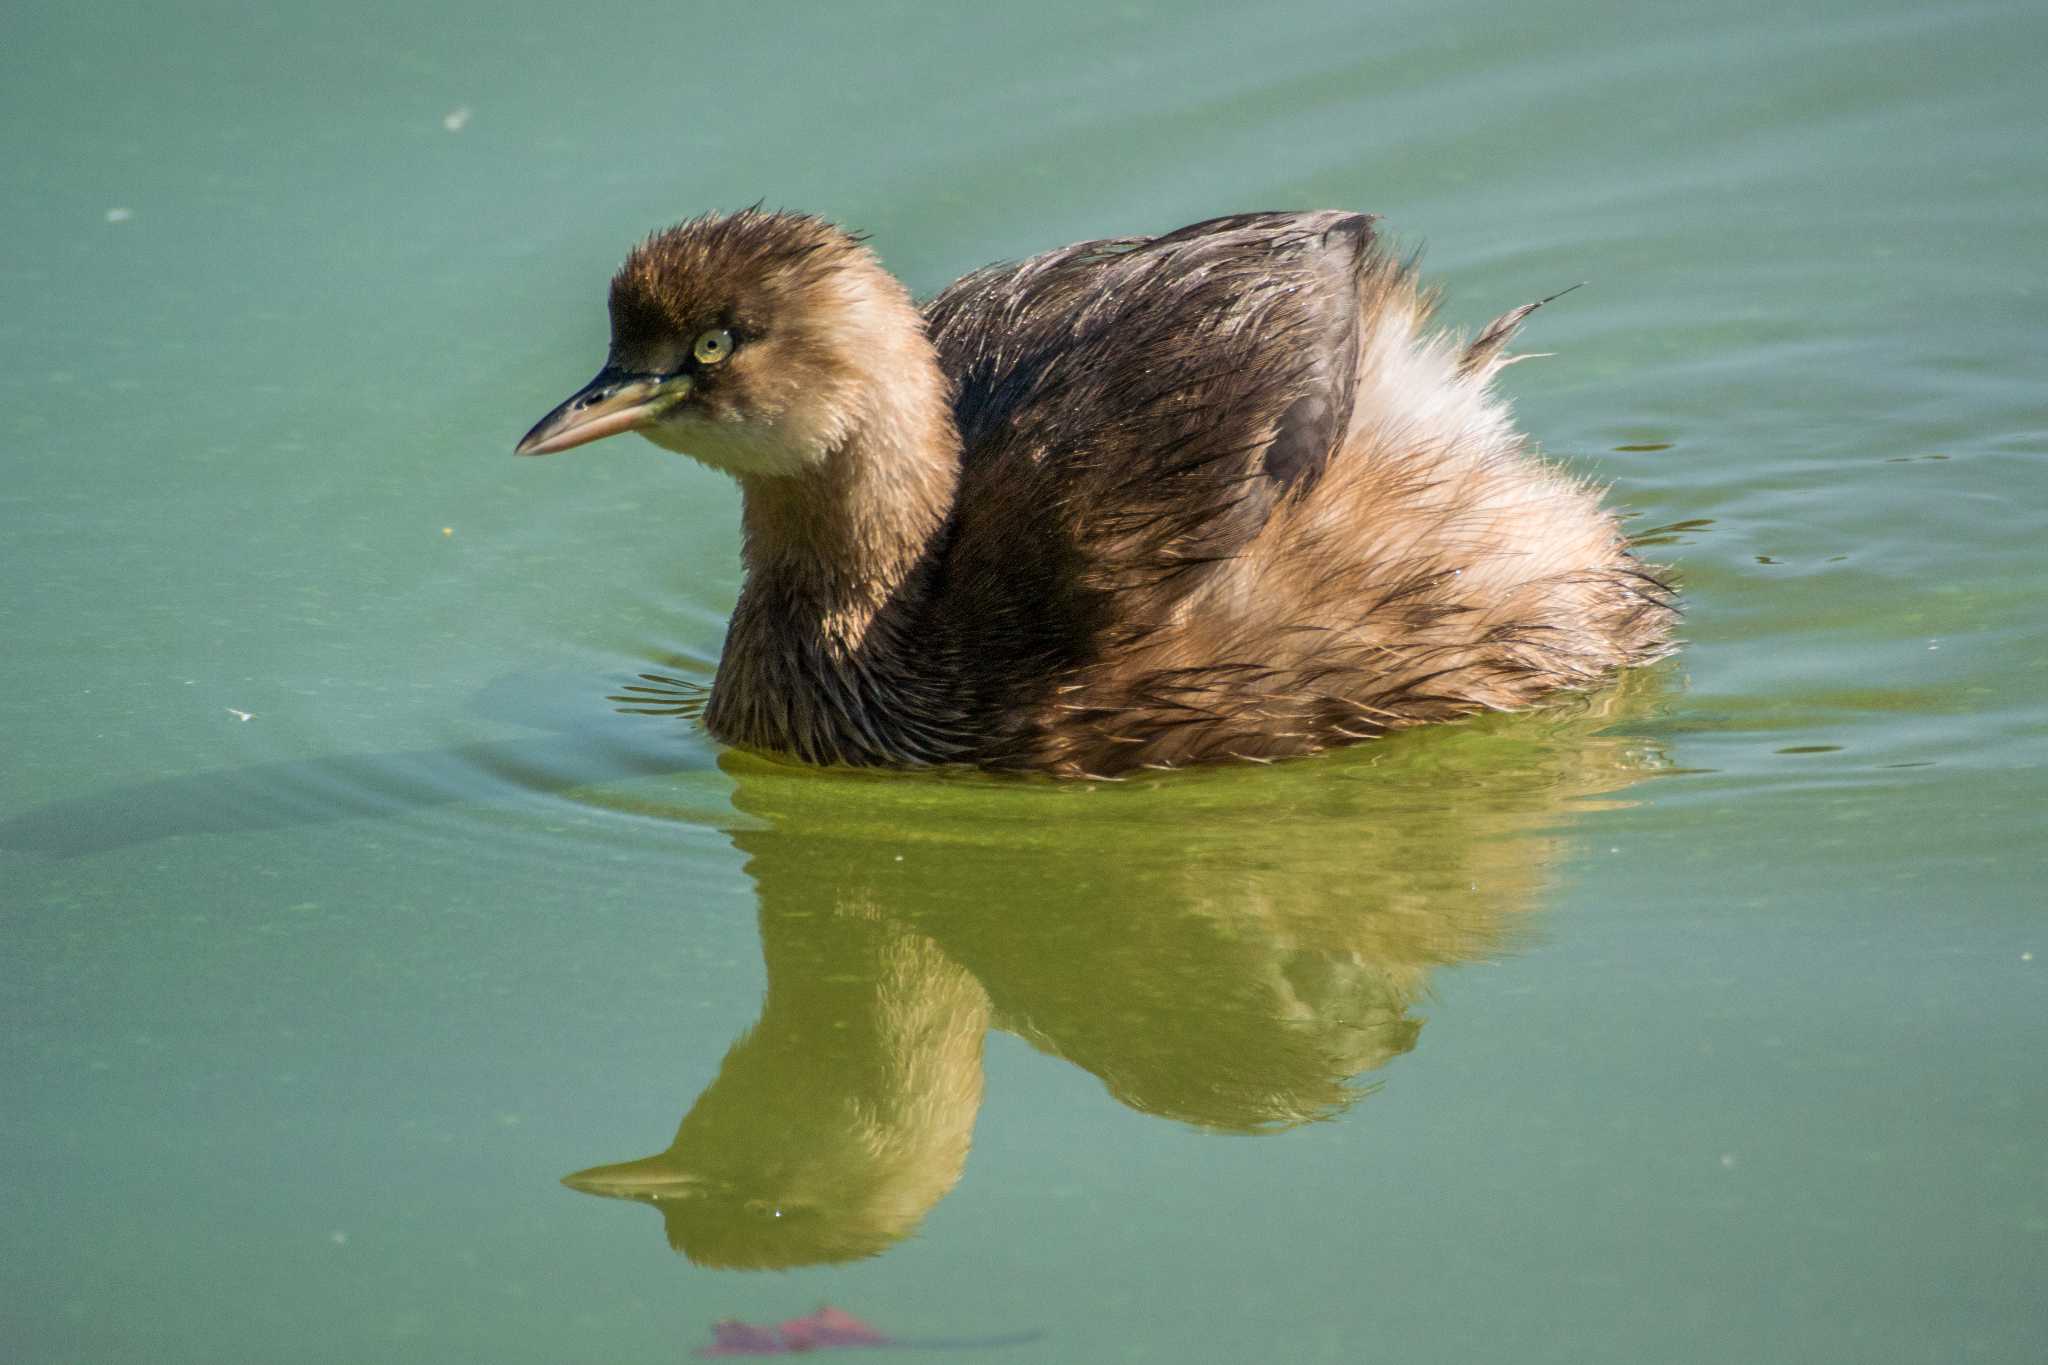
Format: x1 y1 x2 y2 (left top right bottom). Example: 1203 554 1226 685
923 211 1376 596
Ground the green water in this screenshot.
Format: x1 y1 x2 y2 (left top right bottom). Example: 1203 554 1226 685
5 0 2044 1360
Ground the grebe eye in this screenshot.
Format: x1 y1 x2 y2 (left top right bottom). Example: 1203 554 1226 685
692 328 734 365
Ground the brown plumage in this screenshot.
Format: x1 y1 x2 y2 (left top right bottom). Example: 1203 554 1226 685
517 208 1676 777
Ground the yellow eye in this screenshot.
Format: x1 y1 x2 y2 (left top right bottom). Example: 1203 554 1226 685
692 327 734 365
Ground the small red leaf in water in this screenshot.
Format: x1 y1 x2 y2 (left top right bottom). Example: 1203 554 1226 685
696 1304 1039 1357
778 1307 889 1350
697 1306 892 1356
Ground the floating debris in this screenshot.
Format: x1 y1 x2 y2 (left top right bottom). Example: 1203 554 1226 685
442 106 472 133
105 207 133 224
698 1307 1040 1358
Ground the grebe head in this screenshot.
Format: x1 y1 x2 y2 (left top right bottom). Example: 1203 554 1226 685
517 209 919 478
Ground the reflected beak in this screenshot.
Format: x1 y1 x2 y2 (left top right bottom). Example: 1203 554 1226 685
514 367 689 456
561 1154 704 1203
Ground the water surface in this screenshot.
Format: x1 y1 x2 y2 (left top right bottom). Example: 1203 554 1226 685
4 1 2044 1361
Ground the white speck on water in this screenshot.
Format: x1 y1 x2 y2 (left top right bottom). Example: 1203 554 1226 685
2023 952 2034 963
329 1230 348 1246
442 106 472 133
226 708 254 722
1719 1153 1738 1169
105 207 132 223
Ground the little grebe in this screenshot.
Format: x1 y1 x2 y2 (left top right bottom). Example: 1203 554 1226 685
517 209 1676 777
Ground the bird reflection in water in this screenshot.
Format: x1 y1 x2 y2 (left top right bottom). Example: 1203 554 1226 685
563 677 1669 1268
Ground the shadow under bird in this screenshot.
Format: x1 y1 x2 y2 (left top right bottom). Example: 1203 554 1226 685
517 209 1675 776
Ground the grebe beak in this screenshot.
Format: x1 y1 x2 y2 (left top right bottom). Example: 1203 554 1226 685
515 366 692 455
